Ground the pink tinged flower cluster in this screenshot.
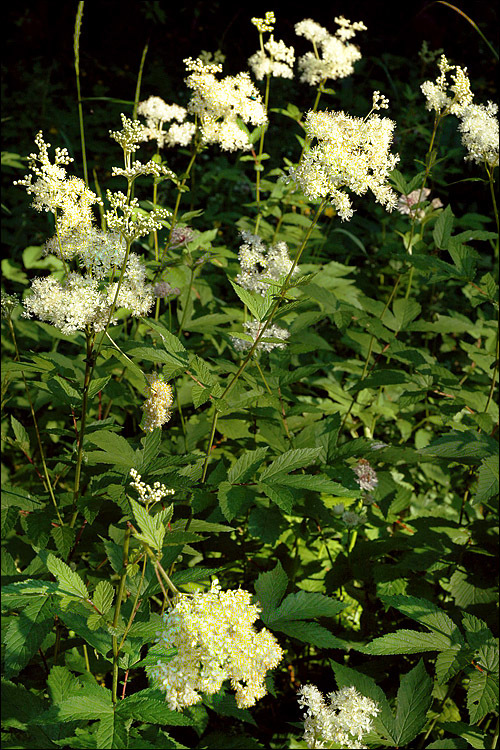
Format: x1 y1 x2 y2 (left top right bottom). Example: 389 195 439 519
396 188 443 220
148 579 283 710
141 375 174 432
352 459 378 492
287 105 399 220
298 684 380 749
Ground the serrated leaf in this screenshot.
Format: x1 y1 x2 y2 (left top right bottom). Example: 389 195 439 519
47 665 81 704
4 598 54 678
229 279 272 321
381 595 463 642
51 525 76 559
227 447 269 484
254 561 288 615
269 591 345 623
420 430 497 463
218 482 253 522
362 629 452 654
10 414 30 454
92 581 115 615
474 454 499 503
96 711 128 749
433 204 454 249
259 482 294 512
390 298 422 332
47 554 89 599
86 431 137 468
393 659 432 745
116 696 194 725
56 692 113 722
467 671 499 724
272 619 345 648
259 447 321 481
435 646 471 685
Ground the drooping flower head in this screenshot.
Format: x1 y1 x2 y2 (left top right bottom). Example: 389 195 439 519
148 579 283 710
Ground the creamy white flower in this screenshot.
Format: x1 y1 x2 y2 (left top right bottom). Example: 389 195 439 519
249 36 295 80
458 101 499 168
129 467 174 504
236 232 298 296
295 16 366 86
287 106 399 220
421 54 473 116
298 684 379 749
184 57 267 151
148 579 283 710
251 11 276 34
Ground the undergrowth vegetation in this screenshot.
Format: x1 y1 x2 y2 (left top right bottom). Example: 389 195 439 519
1 3 498 749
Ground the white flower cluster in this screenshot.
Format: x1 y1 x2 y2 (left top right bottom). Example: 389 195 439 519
287 106 399 221
129 468 174 506
184 57 268 151
420 54 473 116
295 16 367 86
248 36 295 81
298 684 380 749
109 113 149 154
141 375 174 432
148 579 283 710
23 252 154 335
15 131 100 238
458 101 499 168
105 190 171 241
231 319 290 354
137 95 196 149
352 459 378 492
396 188 443 220
44 226 126 270
236 231 298 295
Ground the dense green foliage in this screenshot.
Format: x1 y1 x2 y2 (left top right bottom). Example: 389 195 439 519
2 3 498 749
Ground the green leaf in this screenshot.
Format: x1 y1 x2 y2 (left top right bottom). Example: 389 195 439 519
92 581 115 615
448 242 478 280
393 659 432 745
467 670 499 724
381 595 463 642
116 695 194 725
229 279 272 321
1 678 46 730
259 482 294 512
46 554 89 600
474 454 499 503
269 591 345 622
227 447 269 484
47 665 81 705
4 598 54 678
271 619 345 648
435 647 471 685
259 447 321 481
419 430 497 463
361 629 452 654
96 712 129 749
350 369 410 392
440 721 490 749
218 482 253 522
254 561 288 615
10 415 30 454
390 298 422 332
433 204 455 249
51 525 76 560
57 692 113 721
85 431 137 469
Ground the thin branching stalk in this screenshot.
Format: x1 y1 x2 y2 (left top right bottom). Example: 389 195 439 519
74 2 88 187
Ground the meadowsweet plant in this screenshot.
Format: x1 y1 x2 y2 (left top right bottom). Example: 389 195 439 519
2 4 498 750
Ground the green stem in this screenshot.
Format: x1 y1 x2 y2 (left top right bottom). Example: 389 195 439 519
254 73 271 232
74 2 88 187
111 527 131 704
177 265 196 336
71 328 95 525
201 199 327 480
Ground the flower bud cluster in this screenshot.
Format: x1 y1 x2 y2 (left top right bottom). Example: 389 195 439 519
295 16 367 86
184 57 268 151
129 468 174 506
148 579 283 710
141 375 174 432
248 35 295 81
236 232 298 295
287 106 399 221
251 11 275 34
15 131 100 239
298 684 380 749
420 54 473 116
